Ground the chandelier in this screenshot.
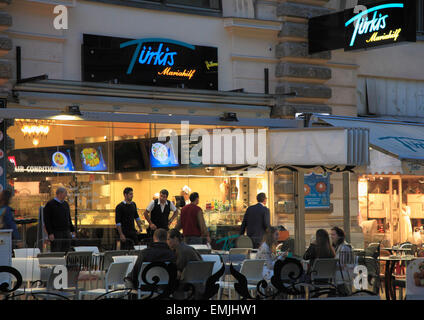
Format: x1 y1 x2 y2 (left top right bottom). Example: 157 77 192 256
16 119 54 146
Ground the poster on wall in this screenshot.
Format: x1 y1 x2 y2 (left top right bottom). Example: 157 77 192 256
304 172 331 209
82 34 218 90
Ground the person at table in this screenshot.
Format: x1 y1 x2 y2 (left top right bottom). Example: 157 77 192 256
127 228 176 289
240 192 270 248
256 226 288 281
167 229 202 280
43 187 75 252
175 192 210 245
144 189 179 237
303 229 335 269
0 190 21 244
115 187 143 250
330 226 354 294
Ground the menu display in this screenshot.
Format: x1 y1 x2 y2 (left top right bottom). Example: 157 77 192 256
52 150 74 171
79 146 107 171
150 140 178 168
304 172 331 209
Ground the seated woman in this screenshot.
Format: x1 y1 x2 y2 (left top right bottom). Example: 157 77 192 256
256 226 287 281
303 229 335 272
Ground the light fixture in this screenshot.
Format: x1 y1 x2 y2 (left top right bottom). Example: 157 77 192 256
16 118 53 146
51 105 83 120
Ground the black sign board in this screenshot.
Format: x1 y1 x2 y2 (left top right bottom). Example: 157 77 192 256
82 34 218 90
309 0 416 54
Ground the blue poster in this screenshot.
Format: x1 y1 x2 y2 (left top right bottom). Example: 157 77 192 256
52 150 74 172
304 173 331 208
150 140 178 168
80 146 107 171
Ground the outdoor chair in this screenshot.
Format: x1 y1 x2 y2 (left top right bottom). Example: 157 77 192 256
137 262 171 299
37 252 66 258
12 257 41 295
14 248 41 258
180 261 214 299
112 255 138 276
218 259 265 300
309 258 338 291
78 262 131 300
201 254 224 299
73 246 100 254
66 251 95 289
235 236 253 249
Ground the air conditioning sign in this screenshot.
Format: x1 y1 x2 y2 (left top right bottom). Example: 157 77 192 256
344 1 414 51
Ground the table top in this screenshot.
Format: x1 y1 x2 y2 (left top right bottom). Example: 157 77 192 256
382 248 411 251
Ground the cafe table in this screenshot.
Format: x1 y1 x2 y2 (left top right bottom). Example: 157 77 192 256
378 255 415 300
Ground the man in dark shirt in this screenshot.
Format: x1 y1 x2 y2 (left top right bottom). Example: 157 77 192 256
240 192 270 248
128 228 176 288
43 187 75 252
115 187 143 250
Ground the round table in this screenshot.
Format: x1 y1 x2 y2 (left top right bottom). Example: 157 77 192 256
378 255 415 300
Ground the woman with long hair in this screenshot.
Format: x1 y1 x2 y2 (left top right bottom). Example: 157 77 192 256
256 226 287 280
303 229 335 267
330 226 354 294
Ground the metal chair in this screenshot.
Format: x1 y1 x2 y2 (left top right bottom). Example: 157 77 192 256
112 255 138 276
137 262 171 299
235 236 253 249
14 248 41 258
180 261 214 299
309 258 338 289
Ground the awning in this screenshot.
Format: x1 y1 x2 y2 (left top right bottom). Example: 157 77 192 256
316 115 424 167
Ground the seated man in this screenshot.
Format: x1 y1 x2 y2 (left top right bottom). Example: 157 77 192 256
128 228 176 289
167 229 202 279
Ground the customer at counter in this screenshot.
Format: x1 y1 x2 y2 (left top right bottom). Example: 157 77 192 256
115 187 143 250
144 189 179 237
175 192 210 245
43 187 75 252
240 193 270 248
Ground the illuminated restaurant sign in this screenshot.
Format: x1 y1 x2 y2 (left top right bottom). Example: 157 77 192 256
308 0 416 53
82 34 218 90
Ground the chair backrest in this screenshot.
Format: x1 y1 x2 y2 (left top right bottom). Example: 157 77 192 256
105 262 131 290
240 259 265 283
102 251 128 271
37 252 65 258
278 259 304 282
235 236 253 249
310 258 338 281
14 248 41 258
12 258 41 282
73 246 99 254
138 262 170 286
133 245 147 251
229 248 250 256
201 254 223 276
66 251 93 270
189 244 209 250
38 257 67 266
196 249 212 255
181 261 214 284
112 255 138 275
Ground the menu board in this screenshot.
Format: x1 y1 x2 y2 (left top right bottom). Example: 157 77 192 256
51 149 74 172
149 139 178 168
78 145 107 172
304 173 331 209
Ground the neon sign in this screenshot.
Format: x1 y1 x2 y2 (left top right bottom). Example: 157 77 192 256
345 3 404 47
157 67 196 80
120 38 195 75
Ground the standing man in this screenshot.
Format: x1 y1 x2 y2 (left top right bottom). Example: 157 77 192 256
115 187 143 250
175 192 210 245
240 192 270 248
144 189 179 238
43 187 75 252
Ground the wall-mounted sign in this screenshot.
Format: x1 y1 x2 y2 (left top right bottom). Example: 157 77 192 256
150 140 179 169
304 173 331 209
309 0 416 53
82 34 218 90
52 150 75 172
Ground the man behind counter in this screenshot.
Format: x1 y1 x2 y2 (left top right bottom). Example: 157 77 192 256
115 187 143 250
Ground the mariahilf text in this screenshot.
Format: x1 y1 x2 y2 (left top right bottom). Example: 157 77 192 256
166 304 256 317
